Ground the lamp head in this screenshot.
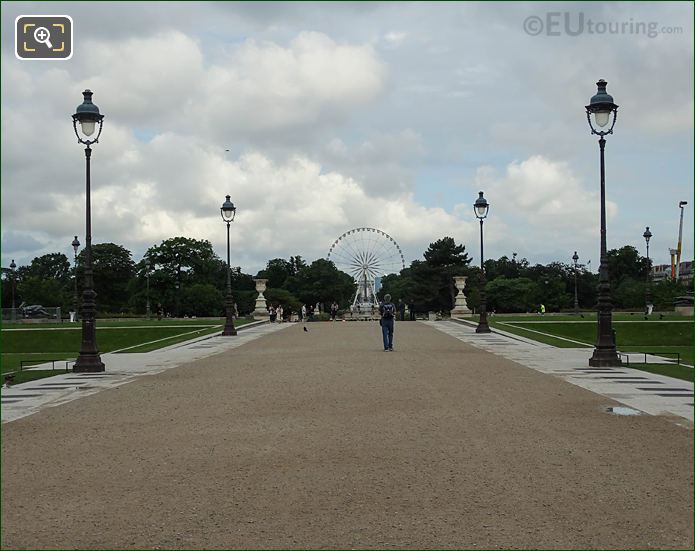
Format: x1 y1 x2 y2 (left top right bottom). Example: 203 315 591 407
73 89 104 139
474 191 489 220
586 79 618 131
221 195 236 222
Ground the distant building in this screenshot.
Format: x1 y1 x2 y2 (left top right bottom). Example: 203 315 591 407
652 261 693 284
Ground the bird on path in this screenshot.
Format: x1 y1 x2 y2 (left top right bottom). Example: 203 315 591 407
303 326 308 332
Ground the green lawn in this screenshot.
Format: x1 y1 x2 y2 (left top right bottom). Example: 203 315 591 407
489 316 693 367
1 318 255 375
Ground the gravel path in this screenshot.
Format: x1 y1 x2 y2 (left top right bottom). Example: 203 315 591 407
2 322 693 549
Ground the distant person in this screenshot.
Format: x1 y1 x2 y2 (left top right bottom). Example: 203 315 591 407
540 304 546 316
409 302 416 321
301 304 307 322
379 294 396 351
269 305 277 323
277 305 283 323
157 303 163 321
397 299 406 321
330 301 338 321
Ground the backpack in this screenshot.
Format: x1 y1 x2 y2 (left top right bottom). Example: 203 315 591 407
382 303 395 319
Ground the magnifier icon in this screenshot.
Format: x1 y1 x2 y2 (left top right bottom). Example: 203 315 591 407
33 26 53 49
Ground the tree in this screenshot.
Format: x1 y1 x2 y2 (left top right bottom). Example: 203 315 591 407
486 277 539 313
256 258 293 289
286 259 355 308
77 243 135 314
143 237 226 316
16 276 66 308
423 237 470 268
264 288 302 316
17 253 71 283
606 246 650 285
179 284 224 317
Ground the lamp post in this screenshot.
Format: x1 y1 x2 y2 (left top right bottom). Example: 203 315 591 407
9 259 16 321
71 236 80 318
72 89 105 373
220 195 238 336
474 191 491 333
586 79 621 367
572 251 579 315
146 260 152 320
643 226 652 311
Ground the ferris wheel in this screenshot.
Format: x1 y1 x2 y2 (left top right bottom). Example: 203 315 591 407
327 227 405 308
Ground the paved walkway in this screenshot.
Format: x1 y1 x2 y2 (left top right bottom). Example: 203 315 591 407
2 321 693 549
431 319 694 423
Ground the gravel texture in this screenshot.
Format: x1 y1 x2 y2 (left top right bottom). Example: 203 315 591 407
2 321 693 549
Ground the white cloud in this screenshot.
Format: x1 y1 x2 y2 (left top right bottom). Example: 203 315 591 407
193 31 386 138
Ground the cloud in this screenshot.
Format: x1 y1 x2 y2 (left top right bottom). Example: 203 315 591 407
193 31 386 140
466 155 618 260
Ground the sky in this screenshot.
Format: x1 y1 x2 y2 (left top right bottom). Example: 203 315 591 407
2 1 693 277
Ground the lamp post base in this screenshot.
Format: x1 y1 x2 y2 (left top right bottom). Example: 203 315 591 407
222 292 237 336
475 314 491 333
589 348 622 367
73 353 105 373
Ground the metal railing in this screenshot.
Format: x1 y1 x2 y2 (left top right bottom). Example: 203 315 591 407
17 358 70 373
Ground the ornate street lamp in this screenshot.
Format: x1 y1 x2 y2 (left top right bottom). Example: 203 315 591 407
572 251 580 315
146 260 153 320
9 259 16 321
586 79 621 367
72 89 105 372
643 226 652 311
220 195 238 336
71 236 80 318
474 191 491 333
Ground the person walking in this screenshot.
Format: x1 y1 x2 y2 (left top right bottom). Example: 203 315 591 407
330 301 338 321
397 299 406 321
379 294 396 351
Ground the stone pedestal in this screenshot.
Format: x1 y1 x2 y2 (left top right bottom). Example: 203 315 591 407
451 275 472 316
252 278 269 318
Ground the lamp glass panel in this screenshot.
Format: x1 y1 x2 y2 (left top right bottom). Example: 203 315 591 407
80 120 96 136
476 205 488 217
594 111 610 127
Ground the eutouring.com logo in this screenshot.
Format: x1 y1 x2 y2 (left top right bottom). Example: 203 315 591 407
523 12 683 39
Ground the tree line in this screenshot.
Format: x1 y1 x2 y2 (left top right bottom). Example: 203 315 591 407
378 237 688 314
1 235 688 317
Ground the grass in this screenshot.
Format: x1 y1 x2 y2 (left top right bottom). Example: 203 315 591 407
4 369 69 386
484 314 694 374
1 318 255 375
620 363 694 382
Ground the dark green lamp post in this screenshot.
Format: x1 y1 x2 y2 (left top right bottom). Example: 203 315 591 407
572 251 579 315
643 226 652 311
72 89 105 373
9 259 16 321
71 235 80 320
221 195 238 336
474 191 491 334
586 79 621 367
